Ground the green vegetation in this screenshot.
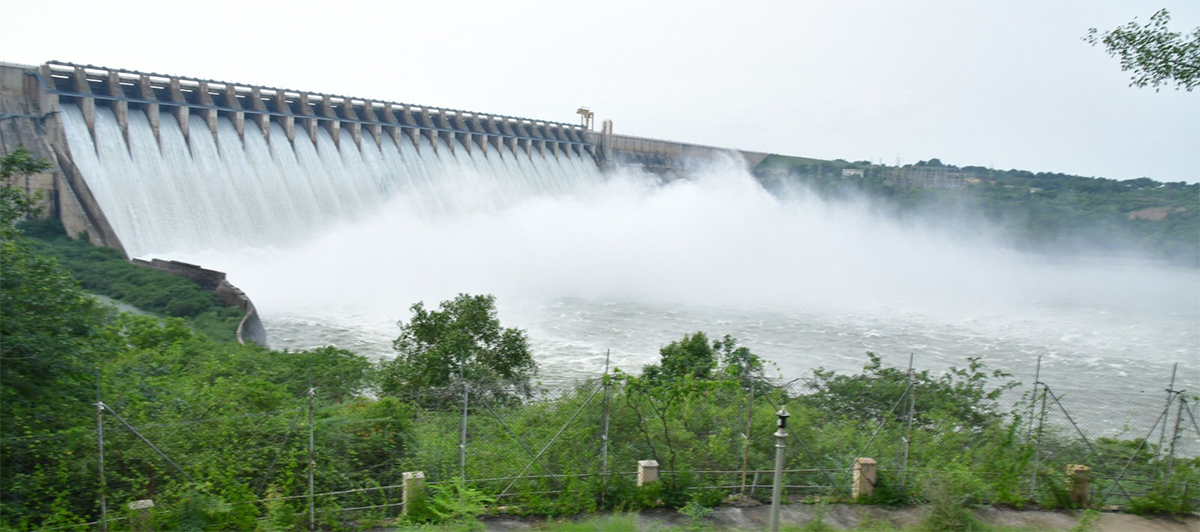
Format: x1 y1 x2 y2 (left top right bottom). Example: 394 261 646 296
755 155 1200 266
1086 8 1200 92
378 293 536 407
20 218 243 342
2 148 1196 530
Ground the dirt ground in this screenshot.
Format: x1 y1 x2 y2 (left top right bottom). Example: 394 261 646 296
478 504 1200 531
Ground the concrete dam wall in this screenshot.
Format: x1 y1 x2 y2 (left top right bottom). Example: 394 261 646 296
2 62 604 250
2 62 772 250
0 61 778 346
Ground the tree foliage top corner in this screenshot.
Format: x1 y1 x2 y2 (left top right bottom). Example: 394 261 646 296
1086 8 1200 92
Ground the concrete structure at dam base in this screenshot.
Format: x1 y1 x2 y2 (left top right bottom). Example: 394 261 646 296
0 60 777 347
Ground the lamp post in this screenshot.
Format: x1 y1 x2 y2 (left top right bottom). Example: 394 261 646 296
770 406 790 532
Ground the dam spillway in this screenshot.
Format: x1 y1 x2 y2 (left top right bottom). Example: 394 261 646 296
0 61 767 257
6 62 612 257
56 98 603 257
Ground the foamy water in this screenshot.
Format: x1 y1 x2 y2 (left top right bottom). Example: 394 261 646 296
58 102 1198 400
184 165 1198 395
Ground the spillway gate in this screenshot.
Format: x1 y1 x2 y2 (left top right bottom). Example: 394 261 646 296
37 61 596 161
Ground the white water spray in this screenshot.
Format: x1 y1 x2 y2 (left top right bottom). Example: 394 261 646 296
59 104 1198 395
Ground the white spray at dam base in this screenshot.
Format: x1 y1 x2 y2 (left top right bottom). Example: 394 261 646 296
58 103 1198 398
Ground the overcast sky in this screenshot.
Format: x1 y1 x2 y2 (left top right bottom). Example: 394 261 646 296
3 0 1197 182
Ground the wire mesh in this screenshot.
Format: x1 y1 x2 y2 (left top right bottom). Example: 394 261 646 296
4 361 1198 529
1029 385 1200 508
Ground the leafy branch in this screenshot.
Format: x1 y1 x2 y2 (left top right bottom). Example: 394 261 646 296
1086 9 1200 91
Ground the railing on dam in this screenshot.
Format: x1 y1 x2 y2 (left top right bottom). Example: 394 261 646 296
37 61 596 159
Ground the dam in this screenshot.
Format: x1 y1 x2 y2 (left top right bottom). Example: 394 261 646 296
0 61 769 259
1 62 1196 406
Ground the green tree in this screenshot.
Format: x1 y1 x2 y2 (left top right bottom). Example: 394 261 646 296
642 331 716 382
0 146 104 417
378 293 536 406
1086 9 1200 91
642 332 766 384
801 352 1018 431
1 145 50 240
615 332 765 484
714 333 765 382
1 147 111 523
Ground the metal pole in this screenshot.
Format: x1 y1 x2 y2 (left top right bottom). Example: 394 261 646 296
1027 356 1041 445
1025 355 1041 499
1029 383 1048 499
1166 392 1185 484
478 398 562 487
1186 397 1200 440
497 383 604 498
99 404 191 480
770 407 790 532
308 360 315 532
1097 404 1172 506
600 349 612 505
741 375 755 497
459 354 468 484
95 371 108 532
1157 364 1178 464
900 353 914 489
1151 364 1178 491
762 394 842 494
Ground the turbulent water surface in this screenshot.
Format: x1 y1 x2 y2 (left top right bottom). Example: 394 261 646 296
59 103 1199 402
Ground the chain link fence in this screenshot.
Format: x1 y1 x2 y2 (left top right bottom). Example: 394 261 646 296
3 358 1197 529
1027 384 1200 509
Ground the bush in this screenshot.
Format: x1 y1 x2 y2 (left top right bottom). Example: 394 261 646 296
919 465 990 532
426 479 494 529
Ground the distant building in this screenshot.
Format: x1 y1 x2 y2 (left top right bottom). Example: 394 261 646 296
841 169 865 178
882 165 975 189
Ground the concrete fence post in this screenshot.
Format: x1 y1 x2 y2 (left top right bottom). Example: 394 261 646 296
637 460 659 486
402 471 425 516
126 500 154 532
852 458 877 499
1067 464 1090 507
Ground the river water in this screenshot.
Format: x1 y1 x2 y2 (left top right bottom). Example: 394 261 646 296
175 161 1198 398
57 101 1197 446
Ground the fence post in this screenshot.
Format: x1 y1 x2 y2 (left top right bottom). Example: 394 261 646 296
637 460 659 486
1067 465 1090 508
459 357 468 484
1167 395 1188 484
127 500 154 532
740 369 755 497
307 364 315 532
600 350 611 505
1157 364 1178 478
1029 383 1048 499
853 458 877 499
900 353 915 488
95 370 108 532
401 471 425 516
1027 356 1041 447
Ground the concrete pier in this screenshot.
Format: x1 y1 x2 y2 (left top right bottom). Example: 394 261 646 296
25 61 595 162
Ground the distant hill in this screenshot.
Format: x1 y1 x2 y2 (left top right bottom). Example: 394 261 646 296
754 155 1199 267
